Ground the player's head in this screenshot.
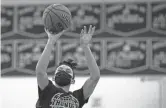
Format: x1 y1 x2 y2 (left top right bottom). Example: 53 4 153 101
53 59 77 87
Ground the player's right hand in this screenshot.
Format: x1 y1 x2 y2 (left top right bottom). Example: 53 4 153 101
45 28 65 41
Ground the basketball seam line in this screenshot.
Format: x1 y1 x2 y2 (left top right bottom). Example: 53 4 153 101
51 4 71 16
47 8 68 29
51 6 71 16
44 11 50 28
48 12 57 32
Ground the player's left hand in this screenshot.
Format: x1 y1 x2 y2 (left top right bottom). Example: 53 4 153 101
80 25 95 47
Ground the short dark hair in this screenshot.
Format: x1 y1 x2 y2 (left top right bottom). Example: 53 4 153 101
58 58 77 79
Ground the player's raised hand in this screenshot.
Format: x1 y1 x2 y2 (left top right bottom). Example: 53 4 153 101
45 28 66 42
80 25 95 47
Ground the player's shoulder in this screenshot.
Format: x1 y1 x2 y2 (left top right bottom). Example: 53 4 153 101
72 87 83 96
43 80 58 91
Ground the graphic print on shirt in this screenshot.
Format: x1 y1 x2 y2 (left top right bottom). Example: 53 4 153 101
50 93 79 108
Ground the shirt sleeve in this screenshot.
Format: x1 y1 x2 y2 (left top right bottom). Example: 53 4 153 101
36 80 54 108
38 80 54 99
73 87 89 108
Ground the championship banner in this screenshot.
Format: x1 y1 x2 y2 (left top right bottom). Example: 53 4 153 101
105 39 148 73
65 3 102 37
15 39 57 75
151 40 166 73
151 2 166 35
105 2 148 36
17 5 48 38
1 41 14 74
1 6 14 37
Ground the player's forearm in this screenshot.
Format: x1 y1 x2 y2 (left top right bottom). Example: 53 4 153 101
36 39 55 74
82 45 100 80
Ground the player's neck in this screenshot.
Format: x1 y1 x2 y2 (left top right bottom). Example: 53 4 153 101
55 83 70 92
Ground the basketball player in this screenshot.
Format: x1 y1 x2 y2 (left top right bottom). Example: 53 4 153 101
36 25 100 108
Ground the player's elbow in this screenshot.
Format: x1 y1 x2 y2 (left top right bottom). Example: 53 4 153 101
91 76 100 84
91 72 100 82
95 76 100 82
95 70 100 79
96 74 100 81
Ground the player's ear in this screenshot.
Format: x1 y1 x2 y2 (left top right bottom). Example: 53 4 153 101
52 75 55 81
71 79 75 84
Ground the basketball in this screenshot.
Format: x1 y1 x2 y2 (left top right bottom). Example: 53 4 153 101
43 4 72 34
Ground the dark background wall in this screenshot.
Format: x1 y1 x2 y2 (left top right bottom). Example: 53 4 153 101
1 0 166 76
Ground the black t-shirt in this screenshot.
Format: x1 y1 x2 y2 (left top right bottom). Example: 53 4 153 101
36 80 89 108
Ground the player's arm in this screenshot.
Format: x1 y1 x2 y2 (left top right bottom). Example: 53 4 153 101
80 25 100 100
36 29 65 90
